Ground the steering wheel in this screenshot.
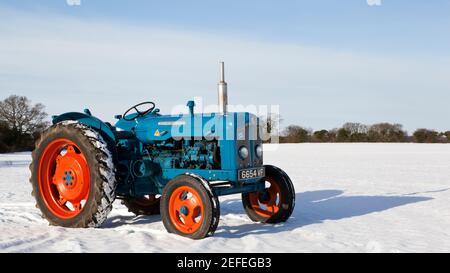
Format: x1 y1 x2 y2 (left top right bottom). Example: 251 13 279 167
123 102 156 121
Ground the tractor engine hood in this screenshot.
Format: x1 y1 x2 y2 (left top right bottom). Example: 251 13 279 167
115 112 259 143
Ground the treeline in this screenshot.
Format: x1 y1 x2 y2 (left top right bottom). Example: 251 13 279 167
2 94 450 153
0 95 48 153
280 122 450 143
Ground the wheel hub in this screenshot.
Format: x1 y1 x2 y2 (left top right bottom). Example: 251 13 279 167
248 179 281 218
180 206 189 216
168 186 204 234
258 190 271 203
63 171 74 186
53 148 89 202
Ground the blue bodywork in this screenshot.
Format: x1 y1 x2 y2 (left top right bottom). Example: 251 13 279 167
52 103 265 197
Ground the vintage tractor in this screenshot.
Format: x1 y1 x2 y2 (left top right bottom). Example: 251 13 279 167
29 63 295 239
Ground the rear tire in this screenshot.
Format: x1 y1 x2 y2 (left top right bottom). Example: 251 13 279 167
29 121 117 228
242 165 295 223
160 174 220 239
122 195 161 216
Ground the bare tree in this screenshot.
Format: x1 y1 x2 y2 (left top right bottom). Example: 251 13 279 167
368 123 407 142
282 125 311 143
341 122 369 142
259 113 282 142
263 113 282 135
343 122 369 135
0 95 49 135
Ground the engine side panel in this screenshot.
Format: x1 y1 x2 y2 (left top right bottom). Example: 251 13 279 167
114 111 264 198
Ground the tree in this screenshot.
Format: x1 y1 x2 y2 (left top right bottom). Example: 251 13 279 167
341 122 369 142
0 95 48 135
0 95 49 152
441 131 450 143
327 129 338 142
336 128 350 142
282 125 311 143
343 122 369 135
259 113 282 143
0 121 12 153
413 129 441 143
313 129 330 142
368 123 407 142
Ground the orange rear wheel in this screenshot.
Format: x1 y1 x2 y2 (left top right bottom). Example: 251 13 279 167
38 139 90 218
30 122 117 228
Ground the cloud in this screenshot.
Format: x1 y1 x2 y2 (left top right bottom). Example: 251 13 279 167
66 0 81 6
367 0 382 6
0 7 449 131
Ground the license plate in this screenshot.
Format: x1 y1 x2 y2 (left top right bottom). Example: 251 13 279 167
238 167 265 180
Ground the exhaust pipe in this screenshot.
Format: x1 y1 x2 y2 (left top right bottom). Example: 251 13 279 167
218 61 228 114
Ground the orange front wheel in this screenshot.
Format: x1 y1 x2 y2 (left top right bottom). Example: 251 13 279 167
242 165 295 223
161 174 220 239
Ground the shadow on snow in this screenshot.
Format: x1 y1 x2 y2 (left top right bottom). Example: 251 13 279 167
214 189 435 238
102 189 438 237
103 214 161 229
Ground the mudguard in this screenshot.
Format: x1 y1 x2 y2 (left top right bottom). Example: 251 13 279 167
52 112 117 161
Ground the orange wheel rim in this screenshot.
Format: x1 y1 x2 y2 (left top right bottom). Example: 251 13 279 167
248 177 281 218
168 186 203 234
38 139 90 219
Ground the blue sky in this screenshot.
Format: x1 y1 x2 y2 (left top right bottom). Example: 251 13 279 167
0 0 449 132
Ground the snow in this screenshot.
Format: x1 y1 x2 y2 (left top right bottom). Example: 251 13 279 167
1 144 450 252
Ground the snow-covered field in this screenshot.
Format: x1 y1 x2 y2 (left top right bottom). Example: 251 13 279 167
1 144 449 253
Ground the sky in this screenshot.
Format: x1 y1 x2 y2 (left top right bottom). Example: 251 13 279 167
0 0 449 133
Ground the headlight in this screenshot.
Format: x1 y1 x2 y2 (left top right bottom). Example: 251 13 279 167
238 146 249 159
255 144 263 158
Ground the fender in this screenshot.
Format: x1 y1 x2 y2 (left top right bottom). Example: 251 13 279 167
52 111 118 162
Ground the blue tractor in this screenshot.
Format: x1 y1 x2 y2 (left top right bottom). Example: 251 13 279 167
29 63 295 239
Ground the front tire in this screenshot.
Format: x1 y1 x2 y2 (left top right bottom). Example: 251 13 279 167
160 174 220 239
29 122 117 228
242 165 295 223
